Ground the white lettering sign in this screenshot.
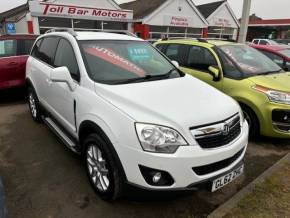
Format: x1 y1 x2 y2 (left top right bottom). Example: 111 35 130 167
164 15 195 27
29 1 133 21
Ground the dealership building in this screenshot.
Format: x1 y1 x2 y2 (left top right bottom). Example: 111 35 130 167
197 0 239 40
247 15 290 40
0 0 240 40
120 0 208 39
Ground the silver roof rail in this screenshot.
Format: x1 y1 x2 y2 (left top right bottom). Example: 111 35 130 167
45 28 77 37
74 29 138 37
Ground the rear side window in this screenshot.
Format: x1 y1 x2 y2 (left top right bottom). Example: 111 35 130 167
54 39 80 81
252 40 259 44
38 37 60 66
0 40 17 57
155 44 167 53
164 44 188 66
259 40 268 45
18 39 36 55
186 46 217 72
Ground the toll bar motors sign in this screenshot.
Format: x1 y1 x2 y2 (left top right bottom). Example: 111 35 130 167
29 1 133 21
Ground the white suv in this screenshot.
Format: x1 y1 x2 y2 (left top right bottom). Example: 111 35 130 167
26 30 249 200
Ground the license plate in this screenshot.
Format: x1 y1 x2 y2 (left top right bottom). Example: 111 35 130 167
212 165 244 192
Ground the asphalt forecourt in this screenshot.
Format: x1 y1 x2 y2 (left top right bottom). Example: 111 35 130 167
0 92 289 218
209 152 290 218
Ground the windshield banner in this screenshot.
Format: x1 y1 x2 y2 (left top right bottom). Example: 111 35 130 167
85 46 146 77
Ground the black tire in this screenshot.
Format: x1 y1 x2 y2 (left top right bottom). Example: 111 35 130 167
241 104 259 138
28 87 42 123
84 134 124 201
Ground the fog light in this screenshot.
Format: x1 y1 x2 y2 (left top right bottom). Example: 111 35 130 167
284 115 288 121
152 172 162 183
139 165 174 186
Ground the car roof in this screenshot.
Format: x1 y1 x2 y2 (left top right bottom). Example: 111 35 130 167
75 31 143 41
250 44 290 52
156 39 238 48
0 34 38 40
42 31 142 42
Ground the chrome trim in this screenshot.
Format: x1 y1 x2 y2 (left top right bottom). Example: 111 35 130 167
273 122 290 127
192 114 240 139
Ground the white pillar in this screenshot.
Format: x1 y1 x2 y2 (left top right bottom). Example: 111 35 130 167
238 0 251 43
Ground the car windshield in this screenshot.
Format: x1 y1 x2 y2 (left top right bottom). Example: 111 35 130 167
80 40 181 84
268 40 279 45
279 49 290 58
218 44 282 77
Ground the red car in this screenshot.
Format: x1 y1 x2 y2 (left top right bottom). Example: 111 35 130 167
0 34 37 90
250 43 290 71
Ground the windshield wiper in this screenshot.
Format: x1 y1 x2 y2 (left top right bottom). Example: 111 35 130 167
257 69 284 75
111 68 177 85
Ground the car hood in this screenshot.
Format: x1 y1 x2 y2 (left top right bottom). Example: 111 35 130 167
94 75 239 131
248 72 290 92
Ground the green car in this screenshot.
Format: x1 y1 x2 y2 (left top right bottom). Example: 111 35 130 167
155 39 290 138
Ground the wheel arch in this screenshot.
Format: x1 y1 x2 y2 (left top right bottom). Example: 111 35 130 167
78 120 127 180
236 99 261 132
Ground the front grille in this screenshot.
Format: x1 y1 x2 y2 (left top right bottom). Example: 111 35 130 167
193 147 245 176
191 114 241 149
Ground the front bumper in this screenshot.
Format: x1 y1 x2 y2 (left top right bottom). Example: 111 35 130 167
118 121 249 190
259 102 290 138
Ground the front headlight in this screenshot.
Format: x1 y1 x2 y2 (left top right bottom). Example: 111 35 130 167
253 85 290 105
135 123 188 153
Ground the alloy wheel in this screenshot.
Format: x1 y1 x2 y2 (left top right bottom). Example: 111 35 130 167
29 93 37 118
87 144 110 192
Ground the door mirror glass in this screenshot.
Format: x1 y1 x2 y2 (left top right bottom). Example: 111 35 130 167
50 67 76 91
208 66 220 81
171 60 180 68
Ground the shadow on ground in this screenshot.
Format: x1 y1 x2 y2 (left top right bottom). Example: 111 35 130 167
0 101 289 218
0 88 26 106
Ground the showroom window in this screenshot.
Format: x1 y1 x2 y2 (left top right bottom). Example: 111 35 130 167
39 17 72 34
38 17 128 33
102 21 128 30
73 19 102 30
208 27 235 39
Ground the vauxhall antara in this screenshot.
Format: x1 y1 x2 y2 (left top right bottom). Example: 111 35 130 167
26 30 249 200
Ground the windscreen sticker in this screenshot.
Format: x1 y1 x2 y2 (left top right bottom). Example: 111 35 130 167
128 45 151 62
84 46 146 77
223 48 259 73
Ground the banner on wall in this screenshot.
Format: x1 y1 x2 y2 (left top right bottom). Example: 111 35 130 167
163 15 196 28
29 1 133 22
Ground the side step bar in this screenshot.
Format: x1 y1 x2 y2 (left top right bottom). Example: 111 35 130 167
43 117 80 154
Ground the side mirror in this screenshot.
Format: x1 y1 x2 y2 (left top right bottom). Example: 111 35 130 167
208 66 220 81
171 60 180 68
50 67 76 91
